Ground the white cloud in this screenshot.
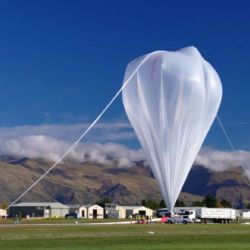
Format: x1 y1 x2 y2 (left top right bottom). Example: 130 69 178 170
0 122 141 168
0 123 250 178
0 134 145 168
1 135 69 162
195 148 250 178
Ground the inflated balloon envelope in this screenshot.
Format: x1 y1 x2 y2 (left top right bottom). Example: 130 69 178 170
122 46 222 212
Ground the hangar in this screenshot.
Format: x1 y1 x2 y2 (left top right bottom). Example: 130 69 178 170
8 202 69 218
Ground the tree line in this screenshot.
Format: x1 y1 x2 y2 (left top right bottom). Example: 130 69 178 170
140 195 234 210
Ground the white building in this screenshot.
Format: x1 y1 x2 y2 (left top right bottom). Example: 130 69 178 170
0 208 7 218
8 202 69 218
86 204 104 219
105 204 154 219
70 205 87 218
121 206 154 218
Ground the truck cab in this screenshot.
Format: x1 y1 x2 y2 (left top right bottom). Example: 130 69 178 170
180 209 196 222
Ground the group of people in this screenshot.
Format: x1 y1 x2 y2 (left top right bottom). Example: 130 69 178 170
135 214 150 224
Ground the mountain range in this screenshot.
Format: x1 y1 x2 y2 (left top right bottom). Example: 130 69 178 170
0 156 249 208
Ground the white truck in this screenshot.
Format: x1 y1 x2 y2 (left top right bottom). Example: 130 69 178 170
157 207 236 224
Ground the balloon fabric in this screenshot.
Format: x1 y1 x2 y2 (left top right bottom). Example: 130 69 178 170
122 46 222 212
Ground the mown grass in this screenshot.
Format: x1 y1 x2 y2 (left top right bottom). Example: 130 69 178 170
0 223 249 249
0 217 131 224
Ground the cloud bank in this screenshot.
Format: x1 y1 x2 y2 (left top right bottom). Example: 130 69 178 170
2 136 145 168
195 148 250 178
0 123 250 178
0 122 144 168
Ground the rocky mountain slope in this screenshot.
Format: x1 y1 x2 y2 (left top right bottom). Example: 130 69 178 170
0 156 249 208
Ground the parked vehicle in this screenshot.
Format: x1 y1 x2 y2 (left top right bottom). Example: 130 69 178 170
166 215 193 224
156 209 172 218
156 208 196 222
65 212 78 219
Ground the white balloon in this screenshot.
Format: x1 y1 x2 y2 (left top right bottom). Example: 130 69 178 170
122 46 222 212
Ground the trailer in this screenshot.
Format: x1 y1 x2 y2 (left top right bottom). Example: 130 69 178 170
195 208 236 223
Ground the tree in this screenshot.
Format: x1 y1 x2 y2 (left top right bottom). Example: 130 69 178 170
175 199 186 207
141 199 164 210
159 199 166 208
192 201 204 206
220 199 232 208
141 199 147 207
203 195 217 208
96 197 111 207
245 203 250 209
0 202 8 209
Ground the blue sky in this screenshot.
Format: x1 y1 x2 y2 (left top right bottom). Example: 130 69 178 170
0 0 250 151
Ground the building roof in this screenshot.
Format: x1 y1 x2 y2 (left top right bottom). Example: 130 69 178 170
70 204 87 209
10 202 69 209
120 206 153 210
85 204 103 208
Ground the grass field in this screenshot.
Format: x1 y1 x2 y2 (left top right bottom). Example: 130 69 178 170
0 222 250 250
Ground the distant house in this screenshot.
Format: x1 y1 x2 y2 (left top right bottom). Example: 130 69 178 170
69 204 104 219
8 202 69 218
69 205 87 218
86 204 104 219
0 208 7 218
105 204 154 219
